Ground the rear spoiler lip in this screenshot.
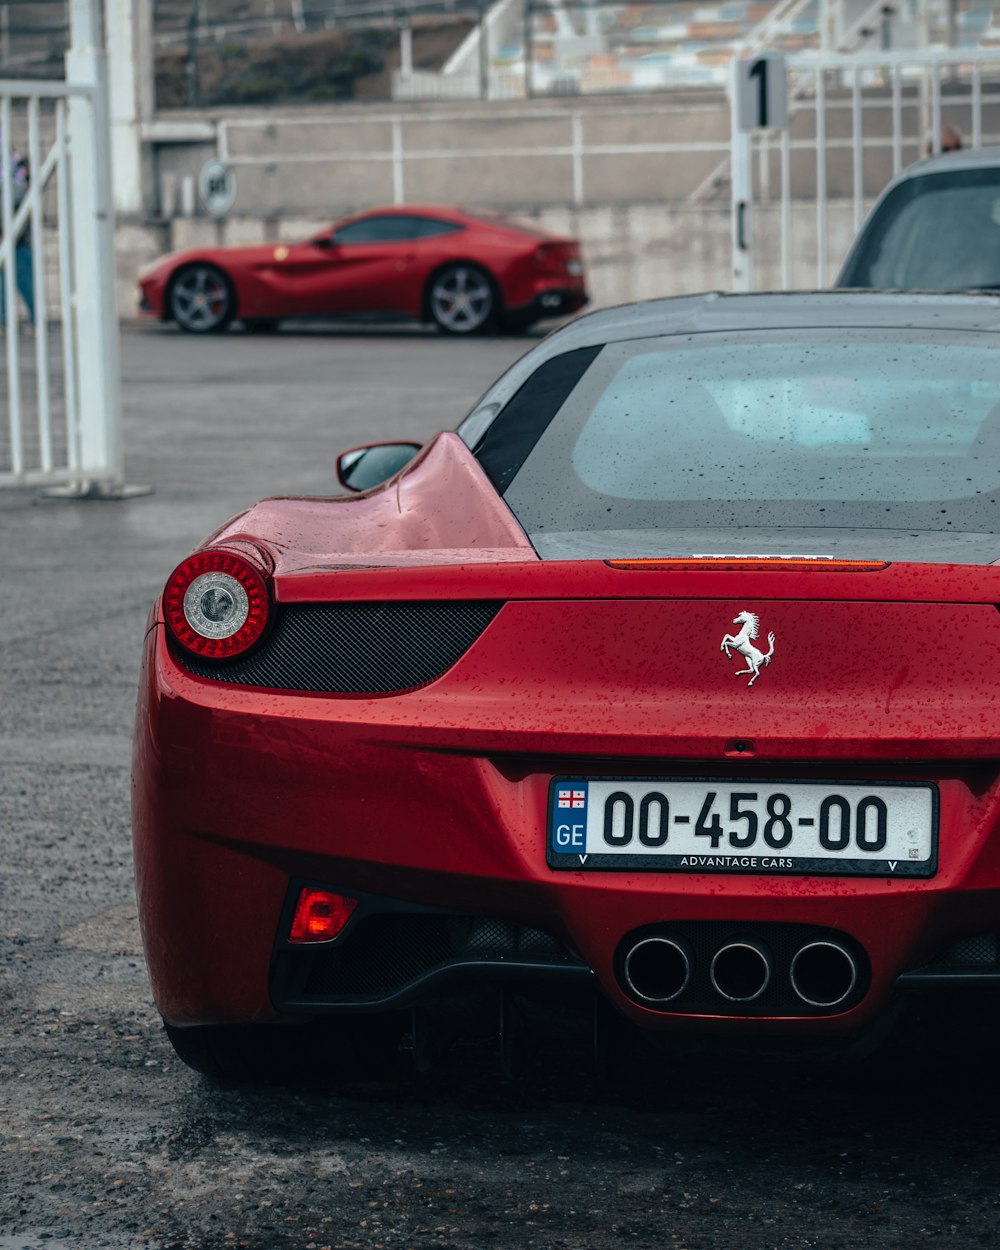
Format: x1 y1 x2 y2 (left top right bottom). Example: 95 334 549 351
272 557 1000 606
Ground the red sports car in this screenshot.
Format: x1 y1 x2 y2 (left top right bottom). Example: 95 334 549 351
133 291 1000 1080
136 203 588 335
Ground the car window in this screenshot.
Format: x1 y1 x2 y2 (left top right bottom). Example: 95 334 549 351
334 215 461 244
412 218 463 238
491 330 1000 549
841 169 1000 289
474 347 603 491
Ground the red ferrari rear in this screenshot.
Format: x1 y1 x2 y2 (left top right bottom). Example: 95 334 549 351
133 292 1000 1078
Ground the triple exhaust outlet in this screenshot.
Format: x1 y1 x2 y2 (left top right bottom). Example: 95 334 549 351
621 933 860 1011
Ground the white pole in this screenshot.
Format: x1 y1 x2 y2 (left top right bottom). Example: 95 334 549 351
851 63 862 234
65 0 125 489
1 94 24 480
780 123 791 290
816 64 827 287
391 117 404 204
730 58 753 292
55 100 81 476
572 111 584 206
105 0 150 215
819 0 832 51
27 97 53 475
399 23 413 77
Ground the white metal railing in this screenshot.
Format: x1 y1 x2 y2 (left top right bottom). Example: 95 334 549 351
743 0 816 54
1 26 125 493
2 86 77 486
730 48 1000 292
391 68 528 99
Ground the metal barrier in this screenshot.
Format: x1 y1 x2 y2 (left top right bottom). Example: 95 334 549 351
730 48 1000 291
1 8 126 495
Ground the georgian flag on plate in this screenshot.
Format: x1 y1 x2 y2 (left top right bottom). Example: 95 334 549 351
557 789 586 809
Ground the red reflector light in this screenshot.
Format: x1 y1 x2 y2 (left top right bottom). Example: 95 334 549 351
289 889 358 943
607 558 889 572
163 547 271 659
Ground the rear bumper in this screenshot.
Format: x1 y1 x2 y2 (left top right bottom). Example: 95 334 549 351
505 285 589 324
133 622 1000 1037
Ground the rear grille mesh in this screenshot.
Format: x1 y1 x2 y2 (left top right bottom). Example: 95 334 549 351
177 600 502 693
927 934 1000 967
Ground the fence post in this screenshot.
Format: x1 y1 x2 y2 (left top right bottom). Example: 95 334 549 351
730 58 753 292
63 0 126 493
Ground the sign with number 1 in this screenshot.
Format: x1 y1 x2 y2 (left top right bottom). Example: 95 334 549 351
734 54 788 131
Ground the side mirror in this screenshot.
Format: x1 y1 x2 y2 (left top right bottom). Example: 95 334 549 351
337 442 421 492
311 234 336 250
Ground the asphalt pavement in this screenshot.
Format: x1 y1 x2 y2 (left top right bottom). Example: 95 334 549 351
3 323 1000 1250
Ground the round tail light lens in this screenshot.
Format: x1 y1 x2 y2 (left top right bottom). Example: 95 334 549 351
163 548 270 659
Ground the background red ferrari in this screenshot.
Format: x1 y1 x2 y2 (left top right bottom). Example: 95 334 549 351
137 203 588 335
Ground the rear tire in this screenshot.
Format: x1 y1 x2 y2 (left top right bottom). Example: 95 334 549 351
426 263 497 334
163 1014 404 1084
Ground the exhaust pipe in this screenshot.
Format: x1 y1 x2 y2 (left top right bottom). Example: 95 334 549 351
710 941 772 1003
790 940 859 1008
622 936 692 1004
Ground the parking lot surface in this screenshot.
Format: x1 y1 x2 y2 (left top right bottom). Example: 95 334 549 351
3 325 1000 1250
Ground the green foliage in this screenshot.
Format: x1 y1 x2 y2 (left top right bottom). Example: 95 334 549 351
217 71 288 104
154 19 474 109
214 35 384 105
303 84 342 102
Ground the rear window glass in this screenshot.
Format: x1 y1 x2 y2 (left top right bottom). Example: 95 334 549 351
841 168 1000 289
495 330 1000 549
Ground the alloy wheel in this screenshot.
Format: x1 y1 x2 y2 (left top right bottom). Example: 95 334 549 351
429 265 495 334
170 265 234 333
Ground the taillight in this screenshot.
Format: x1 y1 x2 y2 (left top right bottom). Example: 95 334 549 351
289 889 358 943
536 242 583 277
162 547 271 659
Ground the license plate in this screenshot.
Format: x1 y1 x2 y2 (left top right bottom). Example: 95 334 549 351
547 778 938 877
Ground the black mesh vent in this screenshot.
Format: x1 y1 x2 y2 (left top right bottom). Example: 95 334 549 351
928 934 1000 967
273 914 585 1006
177 600 502 693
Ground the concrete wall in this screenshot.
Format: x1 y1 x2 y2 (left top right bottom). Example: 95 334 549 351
146 92 735 219
143 82 995 224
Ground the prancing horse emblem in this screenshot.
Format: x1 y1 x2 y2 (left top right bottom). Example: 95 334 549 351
720 610 776 687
